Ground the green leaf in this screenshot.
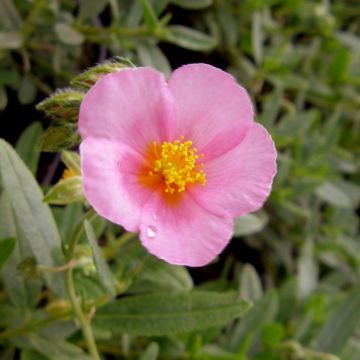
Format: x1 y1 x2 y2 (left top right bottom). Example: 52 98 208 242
0 237 15 271
0 86 8 111
0 31 23 50
169 0 212 10
164 25 217 51
233 212 268 236
315 286 360 355
316 181 353 208
335 31 360 53
54 23 84 46
94 291 251 336
21 349 49 360
84 220 117 296
37 123 80 152
139 342 159 360
18 76 37 105
15 122 42 174
44 176 84 205
0 139 65 297
139 0 159 32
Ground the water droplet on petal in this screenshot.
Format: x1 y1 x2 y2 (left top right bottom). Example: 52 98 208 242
147 225 157 239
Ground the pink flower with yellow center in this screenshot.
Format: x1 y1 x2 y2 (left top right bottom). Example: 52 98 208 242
79 64 277 266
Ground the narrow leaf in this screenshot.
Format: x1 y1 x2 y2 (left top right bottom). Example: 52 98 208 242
84 220 117 296
94 291 251 336
15 122 43 174
0 140 65 296
169 0 212 10
233 212 268 236
164 25 217 51
315 286 360 355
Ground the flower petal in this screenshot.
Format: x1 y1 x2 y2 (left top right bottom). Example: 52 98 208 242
78 67 175 153
168 63 254 160
190 123 277 217
139 192 233 266
80 137 152 231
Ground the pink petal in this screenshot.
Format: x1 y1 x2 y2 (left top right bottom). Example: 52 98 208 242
80 137 152 232
168 63 254 161
139 192 233 267
190 123 277 217
78 67 175 154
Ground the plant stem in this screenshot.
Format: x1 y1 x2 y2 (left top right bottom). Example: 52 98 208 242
64 209 100 360
65 267 100 360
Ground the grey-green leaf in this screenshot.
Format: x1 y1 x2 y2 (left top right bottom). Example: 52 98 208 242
84 220 117 296
54 23 84 46
233 212 269 236
169 0 212 10
94 291 251 336
315 286 360 355
0 31 23 50
139 342 159 360
15 122 42 174
164 25 217 51
0 139 65 297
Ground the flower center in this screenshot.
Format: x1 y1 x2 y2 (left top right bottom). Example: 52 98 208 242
149 137 206 194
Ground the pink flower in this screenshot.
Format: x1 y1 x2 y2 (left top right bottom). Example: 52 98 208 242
78 64 277 266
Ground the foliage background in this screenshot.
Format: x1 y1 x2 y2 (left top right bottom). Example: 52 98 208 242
0 0 359 359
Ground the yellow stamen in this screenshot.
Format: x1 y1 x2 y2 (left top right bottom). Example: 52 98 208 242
149 138 206 194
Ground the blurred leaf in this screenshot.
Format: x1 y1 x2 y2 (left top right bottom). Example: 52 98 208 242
0 139 65 297
139 0 159 32
315 286 360 355
54 23 84 46
252 12 263 64
15 122 42 174
139 342 159 360
233 212 268 236
20 349 48 360
164 25 217 51
137 44 171 78
227 291 278 351
44 176 84 205
0 237 15 271
18 76 37 105
28 334 91 360
297 238 318 299
84 220 117 296
335 32 360 53
94 291 251 336
0 86 8 111
316 181 353 208
78 0 108 20
0 31 23 50
61 151 81 175
0 0 22 29
238 264 263 302
169 0 212 10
